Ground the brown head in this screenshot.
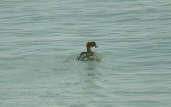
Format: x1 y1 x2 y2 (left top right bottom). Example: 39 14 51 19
86 42 97 52
86 42 97 48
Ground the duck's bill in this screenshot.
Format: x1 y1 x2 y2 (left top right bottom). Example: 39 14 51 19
95 45 98 48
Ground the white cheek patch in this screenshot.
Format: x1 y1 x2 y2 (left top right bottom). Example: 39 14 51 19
83 53 87 57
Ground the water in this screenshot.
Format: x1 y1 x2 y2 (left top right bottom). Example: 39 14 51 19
0 0 171 106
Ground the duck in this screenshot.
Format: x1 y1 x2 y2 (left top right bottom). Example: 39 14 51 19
77 41 98 61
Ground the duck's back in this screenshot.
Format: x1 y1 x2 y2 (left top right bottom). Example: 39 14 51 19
77 52 95 61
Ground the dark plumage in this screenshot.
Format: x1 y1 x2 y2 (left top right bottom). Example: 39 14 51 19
77 42 98 61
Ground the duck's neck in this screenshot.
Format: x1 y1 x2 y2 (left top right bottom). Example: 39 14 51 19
87 47 92 53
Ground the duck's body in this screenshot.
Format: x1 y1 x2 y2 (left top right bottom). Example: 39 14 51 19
77 42 97 61
77 52 95 61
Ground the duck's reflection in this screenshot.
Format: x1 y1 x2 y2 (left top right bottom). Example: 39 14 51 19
86 61 96 70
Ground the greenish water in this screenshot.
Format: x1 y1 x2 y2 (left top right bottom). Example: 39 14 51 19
0 0 171 107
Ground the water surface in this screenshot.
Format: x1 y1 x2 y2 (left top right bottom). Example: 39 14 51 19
0 0 171 107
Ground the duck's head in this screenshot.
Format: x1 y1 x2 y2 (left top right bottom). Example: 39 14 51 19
86 42 98 48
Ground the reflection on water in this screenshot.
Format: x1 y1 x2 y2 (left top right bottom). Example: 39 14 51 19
63 52 102 71
88 73 96 77
86 61 96 70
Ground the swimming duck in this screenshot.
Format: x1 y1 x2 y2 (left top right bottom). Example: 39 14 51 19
77 42 98 61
